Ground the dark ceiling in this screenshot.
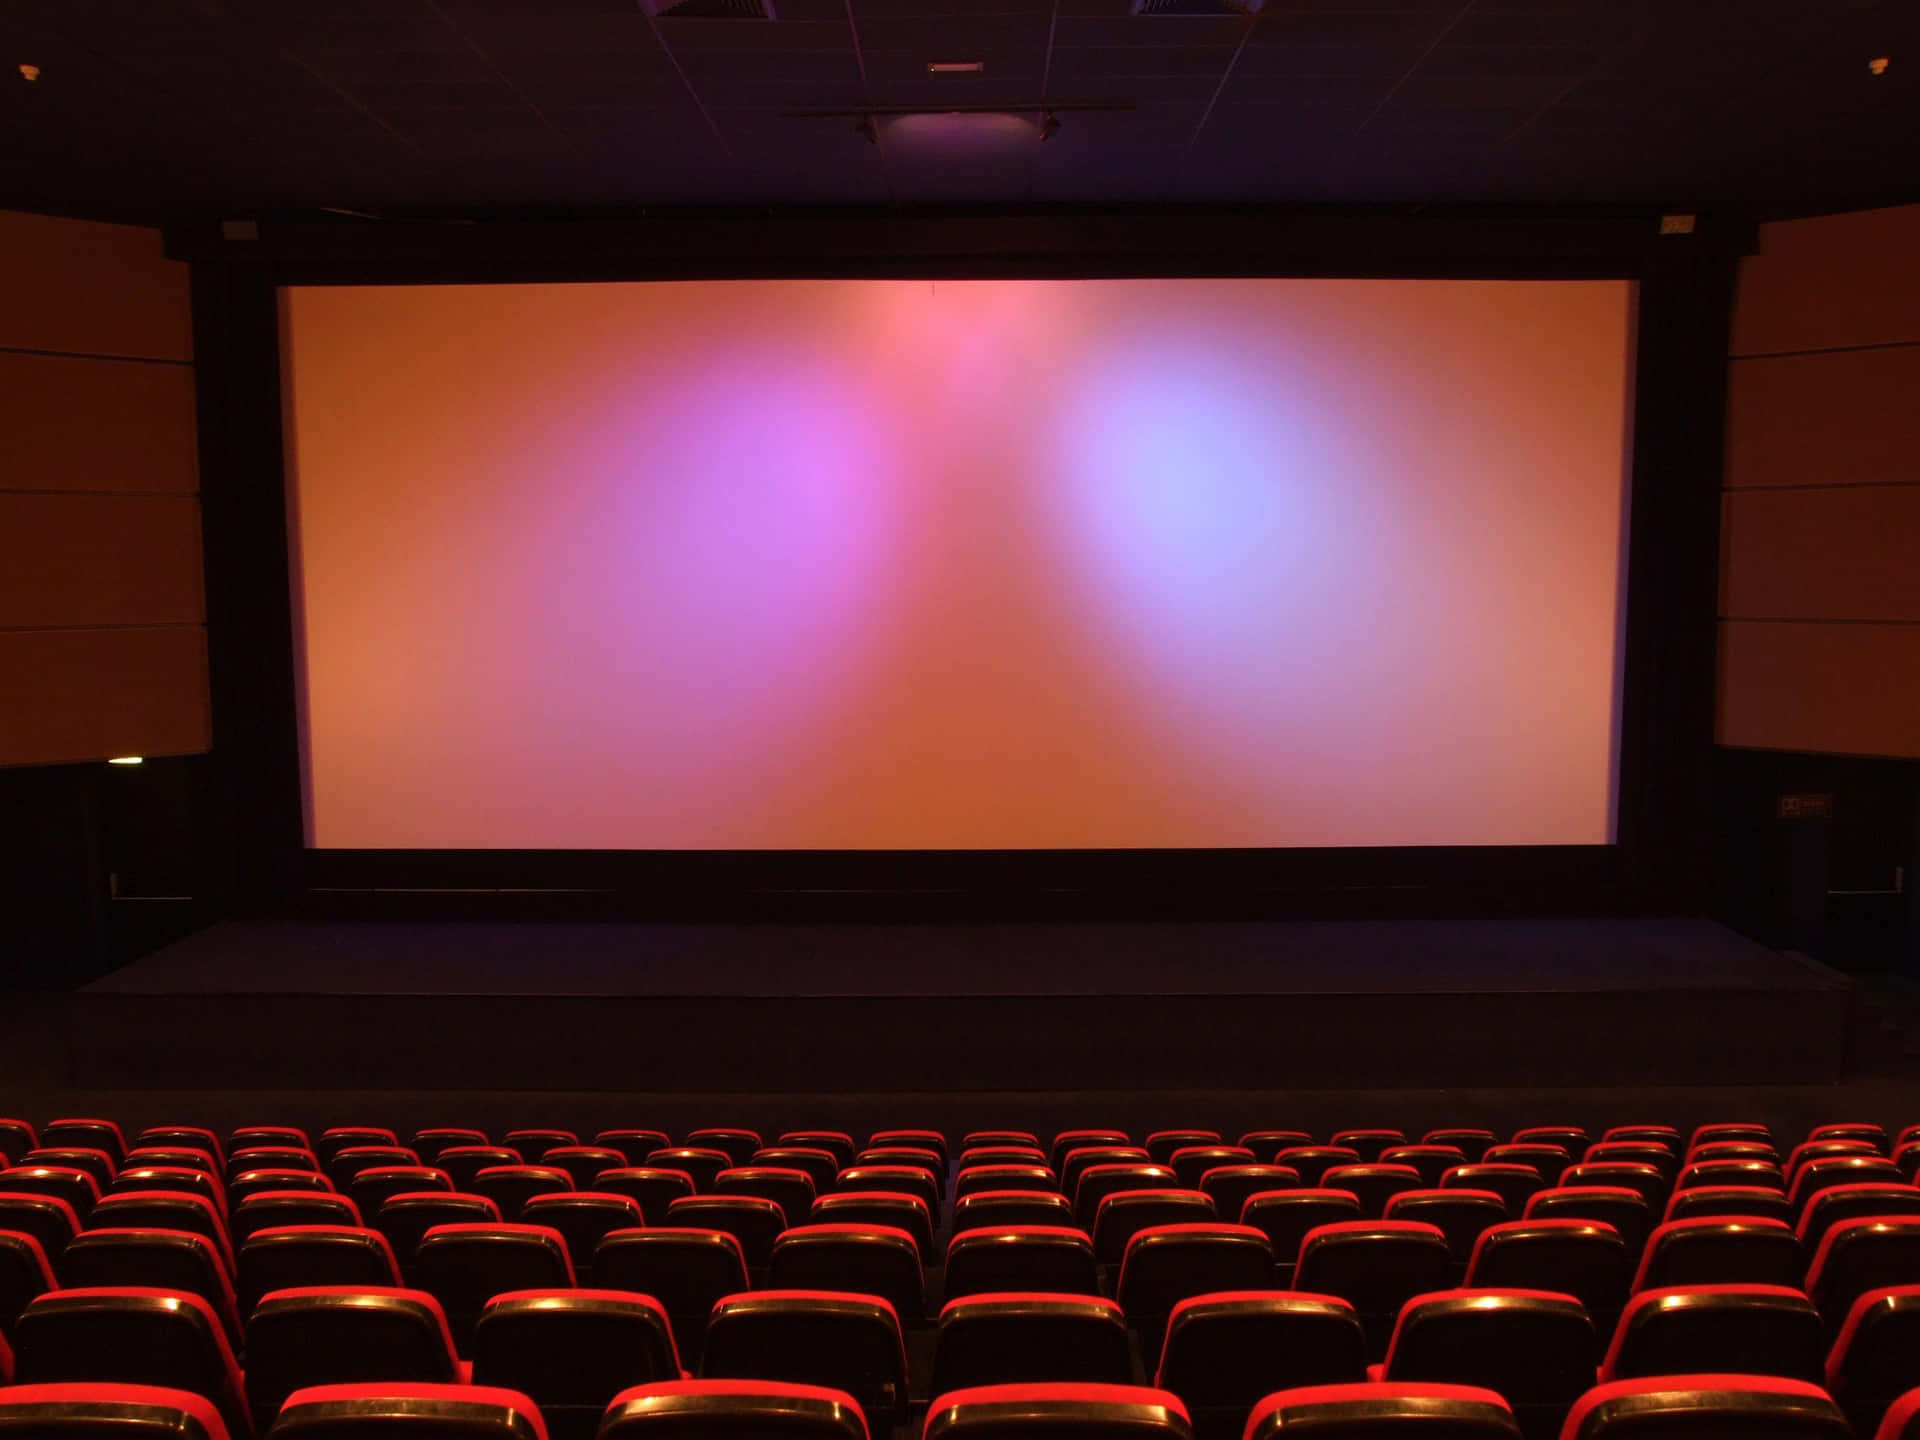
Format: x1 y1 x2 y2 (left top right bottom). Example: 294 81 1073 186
2 0 1916 226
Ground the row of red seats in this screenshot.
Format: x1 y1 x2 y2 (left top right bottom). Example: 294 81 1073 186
0 1372 1912 1440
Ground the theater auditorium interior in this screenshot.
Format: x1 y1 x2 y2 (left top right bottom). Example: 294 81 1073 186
3 2 1920 1439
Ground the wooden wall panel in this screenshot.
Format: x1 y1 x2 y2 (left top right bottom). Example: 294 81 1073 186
1730 202 1920 356
0 352 198 493
0 628 210 766
1725 345 1920 490
1719 622 1920 757
0 210 192 361
0 494 204 628
1721 486 1920 624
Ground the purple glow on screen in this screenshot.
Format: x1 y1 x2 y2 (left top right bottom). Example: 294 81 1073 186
283 278 1633 850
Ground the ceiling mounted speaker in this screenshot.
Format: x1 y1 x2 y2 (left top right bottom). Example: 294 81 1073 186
1131 0 1263 14
645 0 775 17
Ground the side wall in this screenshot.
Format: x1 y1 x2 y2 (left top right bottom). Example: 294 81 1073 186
0 210 209 766
1720 203 1920 758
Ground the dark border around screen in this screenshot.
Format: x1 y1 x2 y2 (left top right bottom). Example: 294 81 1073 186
179 208 1744 920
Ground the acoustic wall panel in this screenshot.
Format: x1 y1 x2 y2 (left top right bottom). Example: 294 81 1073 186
0 628 210 767
0 351 199 494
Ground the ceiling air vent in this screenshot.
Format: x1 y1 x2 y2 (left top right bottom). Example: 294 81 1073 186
1131 0 1262 14
645 0 775 18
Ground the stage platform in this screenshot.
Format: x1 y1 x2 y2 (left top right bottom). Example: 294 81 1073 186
72 917 1853 1092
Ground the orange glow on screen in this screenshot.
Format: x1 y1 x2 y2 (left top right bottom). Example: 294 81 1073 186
282 278 1634 850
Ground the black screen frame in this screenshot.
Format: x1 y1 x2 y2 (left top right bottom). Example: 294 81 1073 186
178 208 1743 921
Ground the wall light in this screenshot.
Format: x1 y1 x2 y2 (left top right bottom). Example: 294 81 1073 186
107 756 144 765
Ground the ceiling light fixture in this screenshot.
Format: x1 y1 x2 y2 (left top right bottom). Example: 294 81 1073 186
1868 56 1890 75
18 63 40 82
927 61 984 74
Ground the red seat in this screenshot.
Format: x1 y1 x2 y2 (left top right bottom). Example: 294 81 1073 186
0 1228 57 1332
1513 1127 1589 1154
1798 1183 1920 1252
346 1169 454 1216
1676 1159 1785 1193
87 1194 234 1273
598 1380 868 1440
0 1169 99 1221
1240 1190 1364 1284
370 1194 497 1279
1153 1292 1366 1440
228 1147 320 1180
1322 1167 1424 1220
12 1290 251 1440
1463 1221 1629 1330
1274 1149 1362 1189
1376 1289 1593 1440
131 1139 222 1172
1689 1124 1772 1149
1789 1157 1903 1217
0 1192 81 1263
714 1167 816 1226
944 1227 1099 1300
1599 1284 1822 1384
957 1167 1057 1201
1092 1191 1215 1265
270 1383 547 1440
1244 1382 1517 1440
414 1223 575 1355
924 1383 1191 1440
410 1128 489 1160
665 1195 786 1270
645 1150 733 1194
0 1383 232 1440
860 1149 947 1182
324 1147 420 1191
1060 1150 1152 1199
1293 1221 1451 1360
964 1132 1040 1152
953 1192 1077 1234
1632 1217 1801 1292
1169 1149 1255 1191
1074 1167 1178 1230
933 1294 1131 1393
1482 1147 1573 1187
1524 1188 1651 1257
244 1286 462 1432
1825 1285 1920 1437
1199 1168 1299 1224
1380 1149 1468 1190
705 1290 908 1430
1384 1191 1508 1275
1440 1166 1541 1216
237 1226 403 1317
520 1194 643 1283
473 1290 681 1440
1560 1375 1846 1440
1330 1132 1408 1165
472 1166 573 1219
754 1149 842 1194
1145 1132 1222 1167
41 1123 125 1167
1807 1217 1920 1342
316 1130 400 1164
1808 1124 1888 1152
1663 1186 1793 1227
1602 1128 1680 1148
868 1131 943 1165
959 1149 1048 1173
837 1167 940 1217
811 1192 934 1258
592 1228 747 1366
227 1128 309 1153
1583 1144 1676 1180
687 1130 764 1168
60 1230 241 1349
593 1168 696 1222
1052 1133 1133 1173
767 1224 924 1322
1115 1224 1275 1348
1423 1130 1497 1163
0 1123 37 1168
503 1130 579 1159
538 1149 626 1192
111 1170 227 1217
597 1131 676 1166
436 1148 524 1191
780 1133 857 1169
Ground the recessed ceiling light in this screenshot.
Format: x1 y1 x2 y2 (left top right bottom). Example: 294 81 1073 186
18 63 40 82
927 61 985 74
1868 56 1890 76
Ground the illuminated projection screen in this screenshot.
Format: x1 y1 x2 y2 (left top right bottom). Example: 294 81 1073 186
282 278 1635 851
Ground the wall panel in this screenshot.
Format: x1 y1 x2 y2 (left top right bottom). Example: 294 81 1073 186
0 352 198 493
0 210 192 361
1725 345 1920 490
0 628 210 766
0 494 204 628
1721 486 1920 624
1730 203 1920 357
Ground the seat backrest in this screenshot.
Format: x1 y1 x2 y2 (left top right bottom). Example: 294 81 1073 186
1145 1132 1222 1166
1797 1183 1920 1251
1381 1289 1595 1412
957 1167 1057 1202
539 1149 626 1192
316 1130 400 1164
230 1198 360 1251
472 1289 680 1440
1274 1150 1363 1189
1809 1124 1888 1151
932 1294 1131 1396
834 1167 939 1216
754 1150 842 1194
88 1195 233 1272
1052 1133 1133 1172
596 1131 675 1167
12 1289 250 1440
1293 1222 1460 1359
591 1228 748 1341
1383 1192 1509 1265
111 1170 225 1216
227 1128 309 1152
1243 1382 1517 1440
0 1381 236 1440
1423 1131 1497 1164
1559 1166 1663 1211
1198 1168 1300 1225
0 1168 100 1219
597 1379 868 1440
857 1149 945 1182
228 1171 332 1208
1676 1160 1785 1193
1600 1284 1822 1385
665 1196 787 1270
1464 1221 1630 1322
713 1169 817 1227
953 1192 1077 1235
60 1231 240 1349
1168 1149 1254 1191
1662 1186 1793 1226
238 1227 403 1318
1789 1158 1902 1214
809 1192 933 1258
471 1167 573 1219
1060 1149 1152 1198
371 1193 499 1276
1153 1292 1365 1440
1115 1226 1276 1337
1439 1166 1542 1215
1379 1149 1468 1190
1690 1124 1771 1150
267 1382 548 1440
324 1148 419 1190
779 1132 857 1169
687 1131 764 1168
963 1132 1040 1152
923 1383 1192 1440
1092 1191 1215 1265
503 1131 578 1159
1321 1167 1425 1221
347 1169 454 1216
645 1150 734 1192
0 1193 81 1261
413 1224 575 1355
1073 1167 1177 1229
519 1193 643 1280
593 1169 696 1222
244 1286 461 1430
1560 1375 1848 1440
435 1149 524 1190
1521 1190 1650 1257
1807 1217 1920 1341
704 1289 908 1426
410 1128 489 1160
1330 1132 1408 1165
0 1228 58 1330
1825 1284 1920 1437
1482 1147 1572 1186
1632 1217 1801 1292
944 1227 1099 1300
766 1225 924 1321
41 1124 125 1166
229 1148 320 1180
1515 1128 1589 1153
1239 1191 1364 1273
